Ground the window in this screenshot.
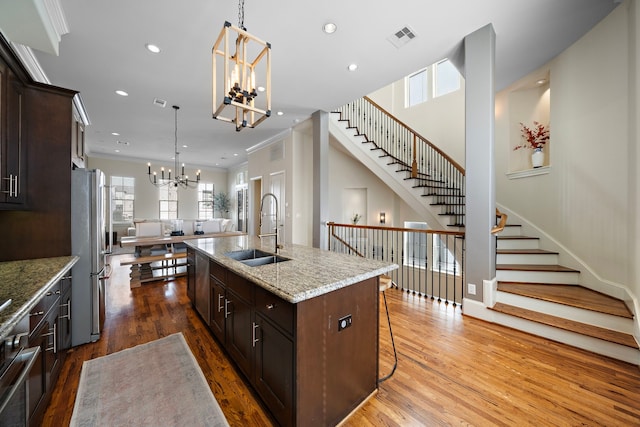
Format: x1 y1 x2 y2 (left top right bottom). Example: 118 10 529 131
111 176 134 222
403 221 428 268
432 234 461 275
198 183 214 220
433 59 460 98
159 184 178 219
407 69 427 107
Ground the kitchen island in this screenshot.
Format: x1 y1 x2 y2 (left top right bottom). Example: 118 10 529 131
185 235 397 427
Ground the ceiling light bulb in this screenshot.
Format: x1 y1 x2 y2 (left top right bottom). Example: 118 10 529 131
145 43 161 53
115 90 128 96
323 23 337 34
537 79 547 85
257 86 265 92
112 132 120 136
277 111 284 116
347 63 358 72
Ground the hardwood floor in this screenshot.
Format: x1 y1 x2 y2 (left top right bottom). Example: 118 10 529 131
43 254 640 426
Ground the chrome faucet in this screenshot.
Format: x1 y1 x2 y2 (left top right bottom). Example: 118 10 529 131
258 192 283 253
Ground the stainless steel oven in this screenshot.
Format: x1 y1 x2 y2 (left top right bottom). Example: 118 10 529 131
0 315 40 427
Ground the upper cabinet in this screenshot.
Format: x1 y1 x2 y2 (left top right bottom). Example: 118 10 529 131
71 104 86 169
0 56 27 208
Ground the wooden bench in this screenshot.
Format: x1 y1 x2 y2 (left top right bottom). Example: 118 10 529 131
120 252 188 288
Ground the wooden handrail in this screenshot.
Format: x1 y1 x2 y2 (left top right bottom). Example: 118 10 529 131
363 96 466 175
491 209 508 235
327 222 465 237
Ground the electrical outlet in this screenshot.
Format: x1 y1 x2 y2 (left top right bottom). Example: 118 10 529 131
338 314 352 331
468 283 477 295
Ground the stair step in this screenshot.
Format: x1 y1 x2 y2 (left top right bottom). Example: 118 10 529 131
496 236 540 250
496 264 578 273
496 249 559 265
496 264 579 284
490 302 639 349
497 282 634 319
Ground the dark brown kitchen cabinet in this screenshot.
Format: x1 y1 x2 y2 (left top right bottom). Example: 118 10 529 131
187 253 378 427
0 62 27 208
254 313 294 426
209 276 226 342
58 275 73 352
186 248 196 302
71 107 86 168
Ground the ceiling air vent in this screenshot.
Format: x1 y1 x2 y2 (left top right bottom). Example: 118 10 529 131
387 25 417 49
153 98 167 108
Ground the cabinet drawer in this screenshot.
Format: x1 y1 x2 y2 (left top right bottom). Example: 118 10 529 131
210 260 227 283
29 281 61 332
227 270 253 303
255 286 293 335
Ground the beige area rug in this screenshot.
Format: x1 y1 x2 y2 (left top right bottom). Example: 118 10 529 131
70 333 229 427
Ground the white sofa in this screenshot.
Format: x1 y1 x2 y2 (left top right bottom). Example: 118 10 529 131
131 218 234 237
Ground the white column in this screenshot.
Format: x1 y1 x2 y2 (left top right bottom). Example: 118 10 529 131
312 110 329 249
464 24 496 303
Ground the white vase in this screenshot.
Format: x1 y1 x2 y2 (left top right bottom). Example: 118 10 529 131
531 147 544 168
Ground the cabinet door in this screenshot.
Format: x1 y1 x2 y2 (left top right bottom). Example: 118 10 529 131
58 285 72 352
1 69 26 207
194 251 210 323
225 289 253 379
27 322 46 421
209 277 226 342
254 314 294 427
186 248 195 302
43 308 61 391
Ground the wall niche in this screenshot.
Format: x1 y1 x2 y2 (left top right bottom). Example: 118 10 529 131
507 75 550 176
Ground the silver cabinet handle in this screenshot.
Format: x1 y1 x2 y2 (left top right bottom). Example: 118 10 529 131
266 303 275 310
60 298 71 320
44 323 57 353
30 311 44 317
252 322 259 347
218 294 224 312
224 299 231 319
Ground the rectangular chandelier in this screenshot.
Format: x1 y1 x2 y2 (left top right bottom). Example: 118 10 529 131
212 21 271 131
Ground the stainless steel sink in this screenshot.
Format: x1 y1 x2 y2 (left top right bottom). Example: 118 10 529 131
225 249 275 261
225 249 291 267
239 255 290 267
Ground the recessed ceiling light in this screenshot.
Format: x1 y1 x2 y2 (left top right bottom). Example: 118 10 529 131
115 90 128 96
322 23 337 34
233 153 238 156
257 86 265 92
114 149 120 153
112 132 120 136
536 79 547 85
145 43 161 53
182 144 188 148
277 111 284 116
347 63 358 71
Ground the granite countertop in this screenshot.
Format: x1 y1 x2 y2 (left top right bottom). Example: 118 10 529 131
185 235 398 303
0 256 79 340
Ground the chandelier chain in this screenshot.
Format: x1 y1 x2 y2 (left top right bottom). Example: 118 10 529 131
238 0 245 30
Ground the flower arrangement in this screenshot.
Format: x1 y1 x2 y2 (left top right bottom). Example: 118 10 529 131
351 213 361 224
514 121 550 150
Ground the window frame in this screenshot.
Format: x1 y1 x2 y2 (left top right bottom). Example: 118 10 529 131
110 176 135 223
159 183 178 220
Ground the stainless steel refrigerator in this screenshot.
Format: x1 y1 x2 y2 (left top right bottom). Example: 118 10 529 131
71 168 108 346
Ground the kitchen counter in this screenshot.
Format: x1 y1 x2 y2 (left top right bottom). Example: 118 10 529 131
185 235 397 303
0 256 79 340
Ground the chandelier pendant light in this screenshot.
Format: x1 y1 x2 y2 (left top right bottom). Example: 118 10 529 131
147 105 200 188
212 0 271 131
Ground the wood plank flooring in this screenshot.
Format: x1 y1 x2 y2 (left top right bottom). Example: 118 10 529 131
43 254 640 426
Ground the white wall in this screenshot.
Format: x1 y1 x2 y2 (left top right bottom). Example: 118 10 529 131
367 3 638 307
368 68 466 168
87 154 228 220
495 2 637 301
